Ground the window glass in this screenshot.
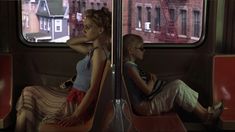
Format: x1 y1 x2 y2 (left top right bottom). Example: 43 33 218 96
136 6 142 30
193 10 200 39
122 0 205 44
21 0 112 44
180 10 187 36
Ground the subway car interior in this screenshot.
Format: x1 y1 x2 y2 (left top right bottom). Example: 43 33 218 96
1 0 235 131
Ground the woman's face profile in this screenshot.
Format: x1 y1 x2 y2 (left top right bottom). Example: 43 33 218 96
83 18 101 41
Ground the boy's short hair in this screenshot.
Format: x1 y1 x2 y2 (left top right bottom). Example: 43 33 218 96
123 34 143 58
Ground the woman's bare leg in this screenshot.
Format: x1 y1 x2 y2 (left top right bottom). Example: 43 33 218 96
192 102 209 121
192 101 224 122
15 110 26 132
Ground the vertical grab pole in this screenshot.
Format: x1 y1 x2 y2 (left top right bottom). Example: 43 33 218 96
96 1 132 131
110 1 129 131
112 0 122 100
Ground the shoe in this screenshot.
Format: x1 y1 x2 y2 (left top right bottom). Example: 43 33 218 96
207 100 224 122
212 101 224 110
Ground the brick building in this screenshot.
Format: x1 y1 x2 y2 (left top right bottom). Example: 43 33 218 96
122 0 203 43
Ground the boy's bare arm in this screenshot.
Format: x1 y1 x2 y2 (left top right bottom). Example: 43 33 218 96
127 66 155 95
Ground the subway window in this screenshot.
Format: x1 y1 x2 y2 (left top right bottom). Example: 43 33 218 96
20 0 112 44
122 0 205 45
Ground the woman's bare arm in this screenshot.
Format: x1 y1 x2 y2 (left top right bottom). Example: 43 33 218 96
67 36 93 54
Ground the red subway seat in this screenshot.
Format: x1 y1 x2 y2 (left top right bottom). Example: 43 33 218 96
0 54 12 129
213 55 235 130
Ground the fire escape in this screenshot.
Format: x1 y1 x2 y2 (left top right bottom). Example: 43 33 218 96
158 0 187 43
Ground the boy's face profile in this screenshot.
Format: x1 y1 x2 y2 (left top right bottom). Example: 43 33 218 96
131 42 145 60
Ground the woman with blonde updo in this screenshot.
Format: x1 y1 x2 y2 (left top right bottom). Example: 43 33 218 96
15 7 111 132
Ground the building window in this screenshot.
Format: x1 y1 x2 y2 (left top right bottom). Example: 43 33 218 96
55 19 62 32
77 1 81 13
145 7 151 32
154 7 160 31
169 9 175 22
136 6 142 29
40 17 43 30
103 2 107 7
91 2 94 9
43 4 46 11
25 15 29 28
82 2 86 13
97 3 100 9
180 10 187 35
193 10 200 37
44 18 47 30
71 0 75 12
47 19 50 31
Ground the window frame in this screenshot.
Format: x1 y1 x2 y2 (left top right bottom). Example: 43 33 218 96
17 0 207 48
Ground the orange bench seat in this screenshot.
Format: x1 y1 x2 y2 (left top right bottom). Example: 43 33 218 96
0 54 12 129
122 77 186 132
213 55 235 130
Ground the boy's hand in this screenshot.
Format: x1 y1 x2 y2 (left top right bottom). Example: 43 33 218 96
149 73 157 82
